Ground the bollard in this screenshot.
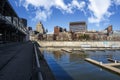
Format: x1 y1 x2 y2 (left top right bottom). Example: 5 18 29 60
100 62 102 65
115 60 117 63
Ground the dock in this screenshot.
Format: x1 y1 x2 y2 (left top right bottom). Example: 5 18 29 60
85 58 120 75
107 58 120 63
61 49 72 53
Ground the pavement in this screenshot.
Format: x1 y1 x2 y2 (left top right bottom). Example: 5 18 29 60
0 41 56 80
0 42 34 80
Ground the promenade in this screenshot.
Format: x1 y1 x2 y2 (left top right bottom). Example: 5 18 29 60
0 41 55 80
0 42 33 80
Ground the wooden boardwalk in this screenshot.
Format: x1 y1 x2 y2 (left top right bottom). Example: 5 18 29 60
85 58 120 75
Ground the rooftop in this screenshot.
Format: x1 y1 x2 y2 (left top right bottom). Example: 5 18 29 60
69 21 86 26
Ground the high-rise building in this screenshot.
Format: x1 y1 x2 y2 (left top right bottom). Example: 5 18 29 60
36 22 45 34
69 21 87 32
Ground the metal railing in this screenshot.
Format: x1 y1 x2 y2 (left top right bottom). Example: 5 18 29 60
34 43 43 80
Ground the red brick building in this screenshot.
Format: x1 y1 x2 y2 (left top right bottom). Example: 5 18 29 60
105 25 113 36
54 26 64 35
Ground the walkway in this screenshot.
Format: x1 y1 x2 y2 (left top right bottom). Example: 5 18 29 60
0 42 33 80
0 41 56 80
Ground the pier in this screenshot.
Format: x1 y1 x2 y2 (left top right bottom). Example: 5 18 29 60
85 58 120 75
61 49 72 53
107 58 120 63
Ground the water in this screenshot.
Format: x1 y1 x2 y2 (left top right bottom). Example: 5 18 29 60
42 50 120 80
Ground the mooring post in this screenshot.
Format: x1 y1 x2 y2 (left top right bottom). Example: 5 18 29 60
115 60 117 63
100 62 102 65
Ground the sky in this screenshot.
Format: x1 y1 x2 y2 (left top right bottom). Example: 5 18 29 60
9 0 120 33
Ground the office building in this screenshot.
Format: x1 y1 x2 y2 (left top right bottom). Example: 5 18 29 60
69 21 87 32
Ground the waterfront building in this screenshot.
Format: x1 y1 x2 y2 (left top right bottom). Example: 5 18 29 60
54 26 65 35
28 27 32 31
0 0 28 42
69 21 87 32
19 18 27 27
46 34 54 41
54 26 67 40
56 32 71 41
109 30 120 41
105 25 113 36
36 22 45 34
26 27 32 41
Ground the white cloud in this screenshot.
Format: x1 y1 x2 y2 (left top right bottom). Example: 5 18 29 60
33 9 52 21
114 0 120 5
20 0 55 11
88 0 112 25
17 0 120 26
55 0 68 11
72 0 85 9
67 0 86 13
19 0 85 21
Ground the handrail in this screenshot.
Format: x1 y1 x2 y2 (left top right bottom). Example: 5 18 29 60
34 43 43 80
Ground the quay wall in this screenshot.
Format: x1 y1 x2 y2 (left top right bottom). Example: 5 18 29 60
37 41 120 48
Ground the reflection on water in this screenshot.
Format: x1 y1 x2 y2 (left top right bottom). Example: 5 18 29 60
53 51 63 60
42 50 120 80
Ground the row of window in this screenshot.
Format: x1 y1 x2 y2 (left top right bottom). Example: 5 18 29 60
0 13 27 34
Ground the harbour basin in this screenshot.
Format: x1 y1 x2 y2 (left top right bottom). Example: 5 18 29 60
41 49 120 80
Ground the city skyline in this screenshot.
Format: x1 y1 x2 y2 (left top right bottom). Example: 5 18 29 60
9 0 120 33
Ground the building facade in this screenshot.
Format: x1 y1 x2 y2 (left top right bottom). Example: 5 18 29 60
36 22 45 34
54 26 62 35
106 25 113 36
0 0 28 42
19 18 27 27
54 26 66 35
69 21 87 32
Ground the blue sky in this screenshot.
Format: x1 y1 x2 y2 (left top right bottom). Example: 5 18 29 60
9 0 120 33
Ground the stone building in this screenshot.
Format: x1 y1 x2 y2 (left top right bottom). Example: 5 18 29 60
109 31 120 41
36 22 45 34
56 32 72 41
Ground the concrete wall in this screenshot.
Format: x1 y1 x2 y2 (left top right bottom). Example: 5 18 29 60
38 41 120 47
